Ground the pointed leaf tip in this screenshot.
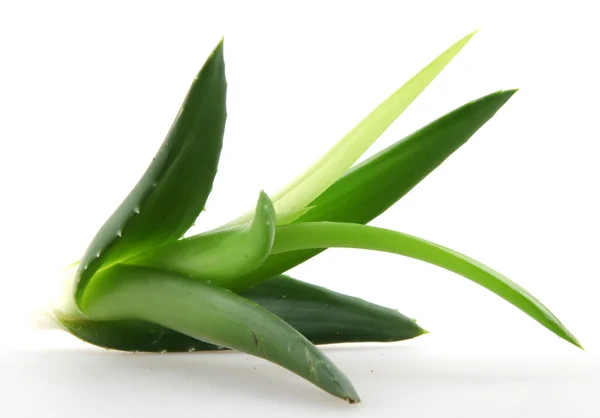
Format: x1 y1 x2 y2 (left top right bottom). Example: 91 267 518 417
74 37 227 308
225 30 478 227
270 221 581 349
80 265 360 403
214 37 224 52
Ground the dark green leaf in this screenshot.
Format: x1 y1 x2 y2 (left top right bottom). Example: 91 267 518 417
57 316 214 352
75 40 227 305
299 90 518 225
242 275 426 344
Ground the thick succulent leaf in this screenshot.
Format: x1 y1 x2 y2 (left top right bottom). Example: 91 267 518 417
211 90 517 290
270 222 581 348
75 40 227 305
56 274 426 352
127 191 275 281
241 275 426 344
56 316 216 352
227 31 476 226
298 90 517 224
79 265 360 403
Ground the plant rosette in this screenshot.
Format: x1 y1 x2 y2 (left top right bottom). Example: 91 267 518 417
44 31 580 403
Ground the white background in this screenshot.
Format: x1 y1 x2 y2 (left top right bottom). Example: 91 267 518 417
1 0 599 416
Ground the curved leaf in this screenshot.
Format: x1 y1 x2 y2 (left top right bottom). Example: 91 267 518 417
269 222 581 348
79 265 360 403
127 191 275 281
56 274 426 352
75 39 227 305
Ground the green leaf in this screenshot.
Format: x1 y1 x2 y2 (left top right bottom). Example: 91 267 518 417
299 90 517 224
79 265 360 403
56 316 215 352
56 274 426 352
241 275 426 344
127 191 275 281
74 39 227 306
226 30 477 227
271 222 582 348
229 90 518 290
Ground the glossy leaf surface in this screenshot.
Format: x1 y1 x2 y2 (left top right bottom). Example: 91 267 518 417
75 40 227 305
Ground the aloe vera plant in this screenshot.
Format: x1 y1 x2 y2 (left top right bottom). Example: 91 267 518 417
48 32 581 404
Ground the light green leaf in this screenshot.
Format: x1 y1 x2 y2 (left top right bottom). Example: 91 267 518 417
270 222 582 349
126 191 275 281
226 30 476 226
